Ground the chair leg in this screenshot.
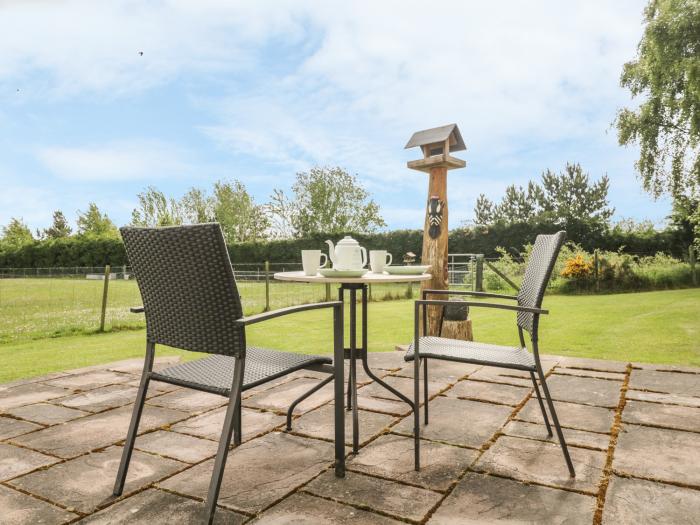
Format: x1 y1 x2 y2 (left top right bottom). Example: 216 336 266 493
413 356 421 471
530 371 553 437
233 394 242 446
537 366 575 477
423 358 429 425
113 342 154 496
204 356 245 525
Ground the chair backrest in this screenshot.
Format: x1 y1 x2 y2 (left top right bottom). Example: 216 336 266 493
516 231 566 334
120 223 245 356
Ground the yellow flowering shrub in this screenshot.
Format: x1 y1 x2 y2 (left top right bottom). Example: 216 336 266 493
561 254 593 279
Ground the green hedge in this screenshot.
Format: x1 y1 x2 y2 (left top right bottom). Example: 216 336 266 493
0 224 686 268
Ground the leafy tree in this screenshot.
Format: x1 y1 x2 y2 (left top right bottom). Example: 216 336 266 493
181 187 215 224
77 203 118 237
1 217 34 247
473 163 614 239
270 166 386 237
539 163 614 232
616 0 700 198
131 186 184 227
42 210 72 239
668 194 700 247
212 180 269 243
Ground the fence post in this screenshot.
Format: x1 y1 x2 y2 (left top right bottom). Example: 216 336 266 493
475 255 484 292
594 249 600 292
325 283 331 301
99 264 111 332
690 245 697 287
406 281 413 299
264 261 271 312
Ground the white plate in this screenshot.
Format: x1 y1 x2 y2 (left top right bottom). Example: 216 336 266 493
318 268 369 278
384 265 430 275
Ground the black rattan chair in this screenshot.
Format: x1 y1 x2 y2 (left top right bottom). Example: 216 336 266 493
407 231 575 477
113 224 344 524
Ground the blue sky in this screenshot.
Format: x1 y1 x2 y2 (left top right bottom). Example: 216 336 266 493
0 0 670 233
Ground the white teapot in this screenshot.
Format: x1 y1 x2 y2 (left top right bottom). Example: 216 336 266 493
325 236 367 270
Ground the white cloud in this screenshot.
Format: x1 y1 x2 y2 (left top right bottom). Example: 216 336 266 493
37 140 189 181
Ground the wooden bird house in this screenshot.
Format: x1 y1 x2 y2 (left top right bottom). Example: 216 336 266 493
405 123 466 336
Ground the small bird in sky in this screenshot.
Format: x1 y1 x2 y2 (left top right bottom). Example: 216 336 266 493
138 51 144 56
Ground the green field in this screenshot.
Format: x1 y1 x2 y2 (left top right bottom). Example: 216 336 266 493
0 277 414 343
1 288 698 383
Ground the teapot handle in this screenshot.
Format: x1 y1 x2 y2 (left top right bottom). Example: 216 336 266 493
360 247 367 268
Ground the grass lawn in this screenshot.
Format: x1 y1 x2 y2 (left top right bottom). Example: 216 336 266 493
1 288 698 383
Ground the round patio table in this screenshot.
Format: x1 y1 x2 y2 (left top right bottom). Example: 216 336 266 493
274 270 431 453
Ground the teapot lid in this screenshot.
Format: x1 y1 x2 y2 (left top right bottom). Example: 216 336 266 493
336 235 359 246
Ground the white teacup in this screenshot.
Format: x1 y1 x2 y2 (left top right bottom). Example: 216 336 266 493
302 250 328 276
369 250 393 273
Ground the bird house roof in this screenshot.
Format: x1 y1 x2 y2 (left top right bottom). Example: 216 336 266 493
404 123 466 152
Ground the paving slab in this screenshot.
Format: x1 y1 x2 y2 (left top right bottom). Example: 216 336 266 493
75 487 246 524
126 378 181 393
623 400 700 432
44 370 133 391
629 369 700 397
392 361 480 381
366 351 404 371
159 432 335 514
292 404 396 446
0 415 43 440
443 379 530 406
356 392 412 416
55 384 141 413
11 404 188 458
393 397 512 448
347 433 478 491
0 383 72 411
503 420 611 450
135 430 219 463
473 435 606 494
146 389 227 413
6 402 89 425
9 446 184 514
305 470 442 523
614 424 700 486
553 368 626 380
602 475 700 525
304 471 442 521
462 368 534 388
0 484 77 525
250 492 403 524
544 374 621 408
170 406 284 442
0 443 58 482
517 398 615 434
626 389 700 408
105 356 182 375
358 375 452 402
557 357 628 373
428 471 596 524
243 377 332 413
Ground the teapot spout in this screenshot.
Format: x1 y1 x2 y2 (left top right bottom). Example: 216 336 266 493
325 240 337 266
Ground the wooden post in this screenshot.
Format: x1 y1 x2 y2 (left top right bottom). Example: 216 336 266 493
325 283 331 301
594 250 600 292
475 255 484 292
421 166 449 335
99 264 111 332
690 245 697 287
264 261 271 312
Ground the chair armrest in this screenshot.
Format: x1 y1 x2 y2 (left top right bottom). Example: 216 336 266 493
235 301 343 326
415 299 548 315
422 289 518 301
130 306 145 314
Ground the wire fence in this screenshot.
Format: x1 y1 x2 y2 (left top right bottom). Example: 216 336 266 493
0 263 441 344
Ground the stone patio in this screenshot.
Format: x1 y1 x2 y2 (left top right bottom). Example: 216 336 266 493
1 352 699 524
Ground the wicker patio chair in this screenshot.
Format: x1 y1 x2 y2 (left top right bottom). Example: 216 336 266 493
407 231 575 477
113 224 344 524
